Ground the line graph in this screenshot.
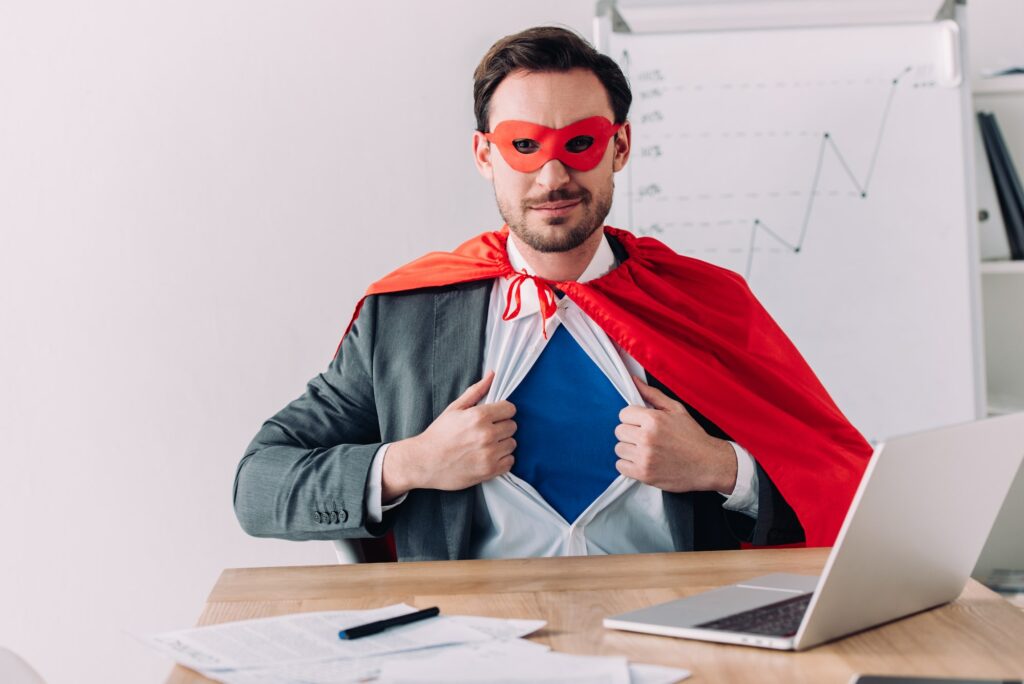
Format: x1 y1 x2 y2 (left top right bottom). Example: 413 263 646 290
621 59 917 278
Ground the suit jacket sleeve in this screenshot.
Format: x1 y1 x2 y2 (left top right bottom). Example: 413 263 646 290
233 295 392 541
749 461 805 546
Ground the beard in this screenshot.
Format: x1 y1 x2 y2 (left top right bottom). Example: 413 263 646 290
497 180 614 254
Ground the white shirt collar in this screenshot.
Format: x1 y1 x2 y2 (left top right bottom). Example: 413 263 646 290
502 232 618 320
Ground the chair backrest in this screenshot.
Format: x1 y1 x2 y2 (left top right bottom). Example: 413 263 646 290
332 536 397 564
332 539 364 564
0 647 46 684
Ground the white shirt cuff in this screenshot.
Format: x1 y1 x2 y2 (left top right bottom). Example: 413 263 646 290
718 441 759 519
366 443 408 524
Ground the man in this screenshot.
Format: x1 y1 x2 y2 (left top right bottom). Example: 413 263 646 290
233 26 871 561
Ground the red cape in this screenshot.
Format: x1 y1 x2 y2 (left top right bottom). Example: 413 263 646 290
340 225 871 547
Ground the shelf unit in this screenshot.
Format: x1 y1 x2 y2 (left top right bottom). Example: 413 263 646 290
972 77 1024 412
980 260 1024 275
971 76 1024 580
972 74 1024 96
979 263 1024 414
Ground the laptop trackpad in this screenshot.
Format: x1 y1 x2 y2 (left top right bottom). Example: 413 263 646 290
737 573 820 593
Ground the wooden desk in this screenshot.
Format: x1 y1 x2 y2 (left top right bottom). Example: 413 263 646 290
166 548 1024 683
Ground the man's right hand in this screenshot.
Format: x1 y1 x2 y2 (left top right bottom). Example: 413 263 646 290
381 371 516 501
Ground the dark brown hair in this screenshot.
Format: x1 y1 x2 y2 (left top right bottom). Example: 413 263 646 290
472 26 632 133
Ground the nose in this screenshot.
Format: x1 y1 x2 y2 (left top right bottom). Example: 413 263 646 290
534 158 571 192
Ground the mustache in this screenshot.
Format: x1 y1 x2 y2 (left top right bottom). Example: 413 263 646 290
524 188 590 208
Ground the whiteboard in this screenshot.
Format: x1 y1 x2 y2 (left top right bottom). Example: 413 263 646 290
600 18 983 442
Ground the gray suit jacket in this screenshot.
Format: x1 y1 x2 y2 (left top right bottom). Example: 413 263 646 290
234 247 804 561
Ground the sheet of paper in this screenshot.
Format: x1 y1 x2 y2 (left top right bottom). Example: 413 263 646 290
445 615 546 640
379 644 632 684
200 639 551 684
628 662 692 684
146 604 491 671
200 657 379 684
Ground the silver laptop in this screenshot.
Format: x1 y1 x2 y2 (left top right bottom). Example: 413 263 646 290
604 412 1024 651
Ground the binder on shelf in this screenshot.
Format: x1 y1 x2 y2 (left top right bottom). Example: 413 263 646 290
978 111 1024 260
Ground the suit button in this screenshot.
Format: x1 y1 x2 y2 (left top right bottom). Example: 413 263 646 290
314 511 323 524
331 511 340 524
339 509 348 523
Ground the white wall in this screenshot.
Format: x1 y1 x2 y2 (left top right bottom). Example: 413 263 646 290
0 2 593 682
2 2 1021 683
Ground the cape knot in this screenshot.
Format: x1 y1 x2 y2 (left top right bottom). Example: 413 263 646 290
502 269 559 338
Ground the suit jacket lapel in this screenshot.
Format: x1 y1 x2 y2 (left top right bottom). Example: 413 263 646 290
431 282 491 419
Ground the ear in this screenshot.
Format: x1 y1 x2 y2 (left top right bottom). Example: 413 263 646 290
472 131 494 181
612 121 632 173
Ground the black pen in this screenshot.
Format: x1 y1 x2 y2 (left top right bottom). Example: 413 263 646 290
338 606 441 640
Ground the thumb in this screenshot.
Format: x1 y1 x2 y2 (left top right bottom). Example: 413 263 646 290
632 374 682 412
446 370 496 412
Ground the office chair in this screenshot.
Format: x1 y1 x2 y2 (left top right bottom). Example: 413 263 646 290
332 536 396 564
0 646 46 684
332 539 363 564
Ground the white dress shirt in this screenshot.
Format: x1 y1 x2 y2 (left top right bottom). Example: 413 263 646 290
367 234 759 558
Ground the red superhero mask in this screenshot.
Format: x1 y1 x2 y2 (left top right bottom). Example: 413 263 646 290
484 116 622 173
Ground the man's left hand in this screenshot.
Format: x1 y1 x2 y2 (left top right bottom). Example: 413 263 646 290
614 375 738 494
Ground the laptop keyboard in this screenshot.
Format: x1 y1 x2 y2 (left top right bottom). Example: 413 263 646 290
696 593 812 637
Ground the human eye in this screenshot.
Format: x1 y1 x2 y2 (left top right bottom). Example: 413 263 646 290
565 135 594 153
512 138 540 154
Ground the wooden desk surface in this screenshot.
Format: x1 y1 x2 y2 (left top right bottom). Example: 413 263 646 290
166 548 1024 683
